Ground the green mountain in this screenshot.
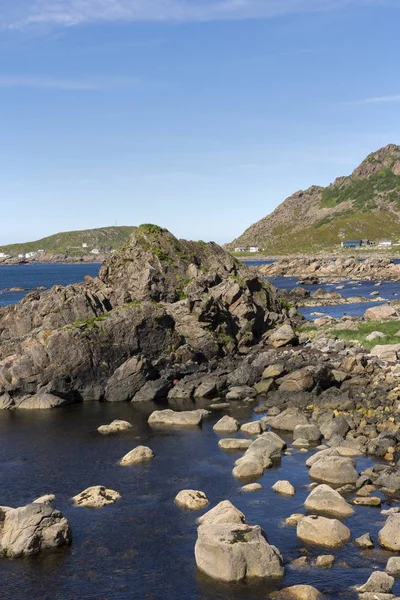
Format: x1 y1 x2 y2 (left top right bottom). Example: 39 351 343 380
0 226 137 257
230 144 400 254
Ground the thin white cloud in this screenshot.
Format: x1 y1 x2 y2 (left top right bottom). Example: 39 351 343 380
0 0 388 29
0 75 139 91
353 95 400 105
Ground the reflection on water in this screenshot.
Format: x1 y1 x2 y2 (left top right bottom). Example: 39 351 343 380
0 402 398 600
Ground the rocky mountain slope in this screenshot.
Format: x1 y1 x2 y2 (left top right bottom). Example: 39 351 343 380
0 226 136 257
230 144 400 254
0 225 286 408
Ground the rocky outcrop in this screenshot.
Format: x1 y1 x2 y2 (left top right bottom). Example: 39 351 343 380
0 503 72 557
297 515 350 547
119 446 155 465
0 225 285 408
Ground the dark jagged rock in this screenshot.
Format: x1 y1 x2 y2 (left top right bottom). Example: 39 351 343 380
0 225 285 407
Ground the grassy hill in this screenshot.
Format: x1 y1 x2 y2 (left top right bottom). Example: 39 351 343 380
0 226 137 257
230 144 400 254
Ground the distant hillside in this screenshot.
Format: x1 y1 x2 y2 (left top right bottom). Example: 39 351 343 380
0 226 137 257
230 144 400 254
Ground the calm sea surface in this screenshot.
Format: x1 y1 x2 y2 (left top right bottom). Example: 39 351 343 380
0 263 101 307
0 401 397 600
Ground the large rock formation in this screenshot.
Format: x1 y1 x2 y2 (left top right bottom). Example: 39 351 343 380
0 225 284 408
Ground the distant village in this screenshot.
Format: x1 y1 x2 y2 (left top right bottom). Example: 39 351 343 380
340 239 397 248
0 242 115 260
233 239 399 253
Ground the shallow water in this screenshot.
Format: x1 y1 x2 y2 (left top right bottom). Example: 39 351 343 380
0 401 398 600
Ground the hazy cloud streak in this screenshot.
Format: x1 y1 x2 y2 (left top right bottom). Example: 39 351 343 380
0 0 387 29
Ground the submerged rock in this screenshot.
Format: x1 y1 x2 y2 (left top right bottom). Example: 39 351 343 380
269 584 324 599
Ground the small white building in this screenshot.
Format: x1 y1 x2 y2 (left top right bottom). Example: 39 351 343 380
378 239 393 247
234 246 247 252
0 252 9 258
18 253 24 258
25 252 36 258
91 248 100 255
82 243 88 248
249 246 259 253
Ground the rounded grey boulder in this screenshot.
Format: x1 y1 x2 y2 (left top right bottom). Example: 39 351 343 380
0 503 72 558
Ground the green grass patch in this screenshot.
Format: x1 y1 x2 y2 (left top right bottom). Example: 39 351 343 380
331 320 400 349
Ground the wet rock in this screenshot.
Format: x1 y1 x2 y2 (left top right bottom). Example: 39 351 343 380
379 514 400 550
304 484 354 518
272 480 295 496
314 554 334 568
148 409 204 427
351 497 381 507
285 514 304 526
0 503 72 557
241 483 262 492
290 556 308 567
218 438 252 451
97 419 132 434
15 393 71 410
354 533 374 548
297 515 350 547
213 415 239 433
240 421 262 436
195 522 284 582
309 456 358 486
355 571 394 594
269 584 324 599
72 486 120 508
386 556 400 576
119 445 155 465
269 324 297 348
174 490 209 510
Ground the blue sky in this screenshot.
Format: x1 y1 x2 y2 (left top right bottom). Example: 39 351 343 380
1 0 400 244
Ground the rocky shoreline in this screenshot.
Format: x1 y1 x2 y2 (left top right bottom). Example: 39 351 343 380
0 254 105 266
3 226 400 597
259 256 400 281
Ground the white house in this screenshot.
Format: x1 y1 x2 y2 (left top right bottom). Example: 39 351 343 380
0 252 9 258
91 248 100 255
18 254 24 258
378 239 393 247
25 252 36 258
82 243 88 248
234 246 247 252
249 246 259 253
